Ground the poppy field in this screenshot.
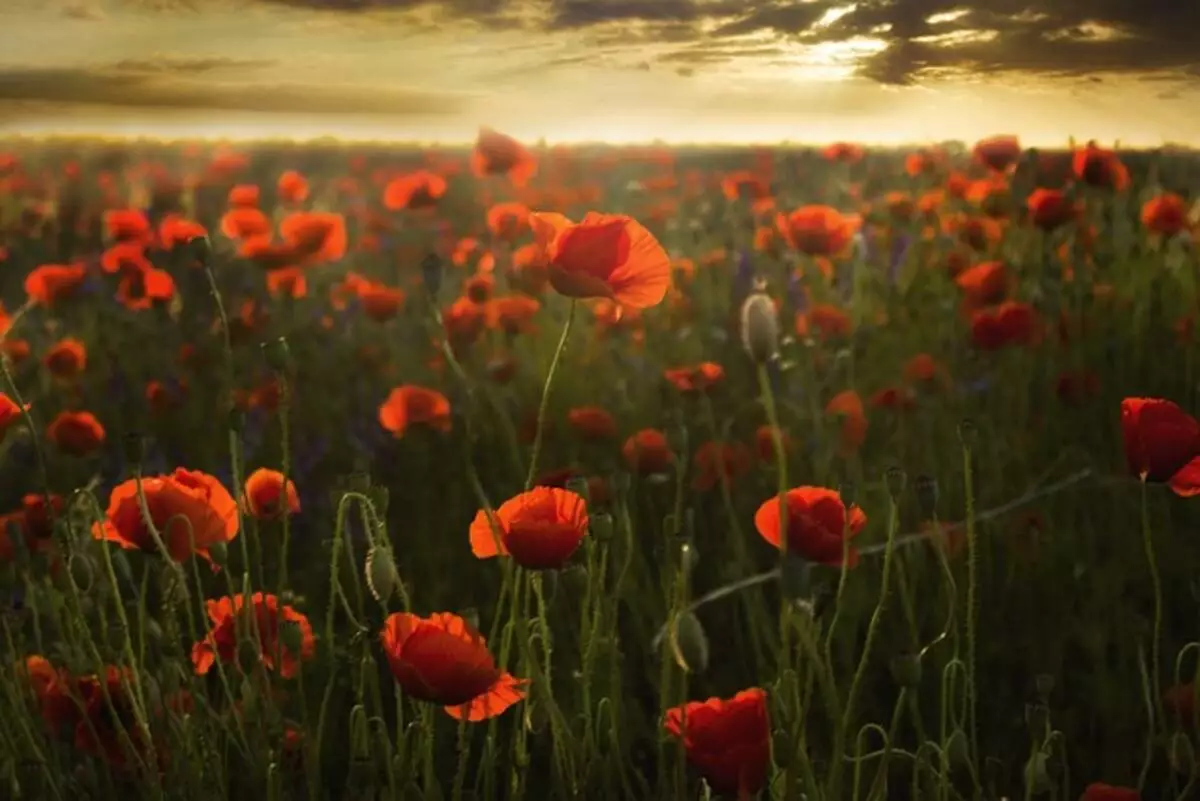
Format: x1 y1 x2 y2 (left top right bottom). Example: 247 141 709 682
0 130 1199 801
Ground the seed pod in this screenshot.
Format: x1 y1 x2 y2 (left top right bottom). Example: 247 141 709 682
261 337 293 375
68 553 94 593
739 291 779 364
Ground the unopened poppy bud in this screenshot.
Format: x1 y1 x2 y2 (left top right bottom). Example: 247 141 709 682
1024 703 1049 736
885 465 907 499
366 487 389 518
365 546 397 603
348 704 370 759
780 553 811 601
957 417 978 448
669 611 709 674
123 432 145 467
187 236 211 267
914 474 939 517
1170 731 1195 774
565 476 590 502
459 607 480 631
68 553 94 593
945 728 970 767
1035 673 1055 701
771 728 792 760
590 512 614 543
261 337 292 375
1023 753 1051 794
740 292 780 364
889 653 922 688
279 619 304 656
208 540 228 568
420 253 443 299
237 639 262 674
525 698 548 734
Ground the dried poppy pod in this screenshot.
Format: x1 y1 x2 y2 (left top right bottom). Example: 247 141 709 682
739 287 779 364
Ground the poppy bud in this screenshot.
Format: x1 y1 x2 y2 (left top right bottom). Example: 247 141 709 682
421 253 443 299
187 236 211 267
262 337 293 375
889 653 922 688
590 512 614 543
838 480 857 507
670 611 710 674
279 619 304 656
123 432 145 468
228 407 245 435
1035 673 1054 701
1170 731 1195 774
679 538 699 573
525 698 548 734
1024 703 1049 737
1023 753 1051 794
565 476 590 502
885 465 907 499
365 546 398 603
740 291 780 364
348 704 370 760
945 728 970 767
459 607 480 631
914 474 939 517
780 553 811 601
366 486 389 518
68 553 94 593
208 540 228 568
237 640 262 675
957 417 978 448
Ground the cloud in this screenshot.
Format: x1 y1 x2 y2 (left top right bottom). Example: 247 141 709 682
62 2 105 19
0 67 471 115
110 56 278 74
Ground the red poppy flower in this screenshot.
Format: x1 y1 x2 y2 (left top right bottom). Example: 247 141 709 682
1141 193 1187 237
692 441 752 492
191 592 316 679
1120 398 1200 495
384 170 448 210
776 205 858 257
664 362 725 393
622 428 674 474
378 386 452 438
43 338 87 378
566 406 617 440
379 612 526 721
25 263 87 306
1079 784 1139 801
471 127 537 186
0 392 28 439
46 410 106 457
664 688 771 799
93 468 239 563
970 301 1038 350
529 211 671 309
469 486 588 569
754 425 792 464
1026 189 1078 231
1072 143 1130 191
973 135 1021 173
243 468 300 519
754 486 867 567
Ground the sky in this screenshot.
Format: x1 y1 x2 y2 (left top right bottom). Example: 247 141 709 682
0 0 1198 146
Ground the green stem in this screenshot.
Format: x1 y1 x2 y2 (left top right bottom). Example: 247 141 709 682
524 300 577 491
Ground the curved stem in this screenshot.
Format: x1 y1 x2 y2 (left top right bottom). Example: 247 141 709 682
524 300 577 491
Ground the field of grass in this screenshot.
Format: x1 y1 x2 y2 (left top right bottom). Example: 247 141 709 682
0 131 1198 801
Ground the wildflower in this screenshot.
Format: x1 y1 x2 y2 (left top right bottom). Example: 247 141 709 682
567 406 617 440
664 688 771 798
243 468 300 519
754 486 867 567
379 612 526 721
1079 784 1139 801
1120 398 1200 495
622 429 674 474
43 338 87 378
191 593 316 678
472 127 537 186
528 211 671 309
46 411 106 457
776 205 857 257
93 469 239 563
379 386 452 438
469 486 589 569
383 171 447 210
973 135 1022 173
664 362 725 393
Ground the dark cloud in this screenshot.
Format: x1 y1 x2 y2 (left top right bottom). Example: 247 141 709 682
62 2 105 19
658 44 785 65
713 0 835 37
548 0 701 28
255 0 509 15
0 67 469 115
110 56 277 74
807 0 1200 85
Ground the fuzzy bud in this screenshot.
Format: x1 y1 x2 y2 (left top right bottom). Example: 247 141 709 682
261 337 293 375
669 611 710 674
739 291 780 364
365 546 398 603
